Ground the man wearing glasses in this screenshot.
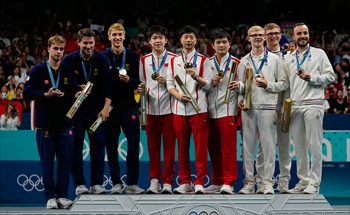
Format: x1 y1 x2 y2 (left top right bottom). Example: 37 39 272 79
254 23 294 194
238 26 288 194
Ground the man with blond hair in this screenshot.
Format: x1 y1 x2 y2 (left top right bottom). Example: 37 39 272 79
102 23 144 194
23 36 76 209
62 28 113 196
238 25 288 194
254 23 294 194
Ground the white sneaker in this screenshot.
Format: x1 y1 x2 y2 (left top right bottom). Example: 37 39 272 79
75 185 89 195
57 198 73 209
46 198 58 209
220 185 234 194
146 179 161 194
111 184 122 194
256 183 264 194
125 185 145 194
173 183 193 194
204 185 222 194
161 183 173 194
90 185 107 194
194 185 205 194
277 180 289 194
303 184 319 194
289 183 308 194
263 184 275 194
239 182 255 194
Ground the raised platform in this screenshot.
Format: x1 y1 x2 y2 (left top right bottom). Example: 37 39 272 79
1 194 349 215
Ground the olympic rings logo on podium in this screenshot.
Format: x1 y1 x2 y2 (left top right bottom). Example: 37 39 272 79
175 174 210 189
118 138 144 161
17 174 44 192
102 174 127 192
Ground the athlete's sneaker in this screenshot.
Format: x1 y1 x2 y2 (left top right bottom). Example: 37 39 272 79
111 184 122 194
220 185 234 194
161 183 173 194
147 179 161 194
204 185 222 194
263 184 275 194
303 184 319 194
256 183 264 194
90 185 107 194
239 182 255 194
57 198 73 209
125 185 145 194
75 185 89 195
173 183 193 194
277 180 289 194
46 198 58 209
194 185 205 194
289 183 308 194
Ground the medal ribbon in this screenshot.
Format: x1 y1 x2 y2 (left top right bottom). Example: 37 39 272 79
46 60 60 89
80 51 94 82
266 46 284 58
214 54 231 75
296 44 310 69
152 50 168 73
249 49 268 75
182 51 198 68
110 47 126 70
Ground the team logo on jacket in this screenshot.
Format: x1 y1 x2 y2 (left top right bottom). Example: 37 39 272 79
64 78 68 84
69 130 73 135
164 63 169 67
75 70 79 74
125 64 129 70
177 64 181 67
44 131 49 138
316 115 320 119
94 69 98 75
291 59 295 64
45 80 49 84
132 115 136 120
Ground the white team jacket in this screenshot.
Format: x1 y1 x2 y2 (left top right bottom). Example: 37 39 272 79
166 50 212 116
238 50 288 109
139 50 177 115
284 45 335 107
207 54 242 118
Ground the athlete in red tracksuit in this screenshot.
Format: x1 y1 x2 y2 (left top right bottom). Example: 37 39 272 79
138 25 177 194
166 25 212 194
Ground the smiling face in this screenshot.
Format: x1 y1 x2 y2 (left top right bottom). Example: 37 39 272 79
149 33 167 53
108 29 125 49
78 36 95 57
265 27 281 47
180 33 197 51
293 25 309 48
212 37 230 56
247 30 266 49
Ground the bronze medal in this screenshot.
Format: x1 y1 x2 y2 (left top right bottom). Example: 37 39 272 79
297 68 303 75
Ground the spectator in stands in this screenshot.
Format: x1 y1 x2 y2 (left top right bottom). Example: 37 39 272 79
0 66 5 87
340 71 349 97
25 46 35 64
331 89 348 114
0 103 20 130
12 86 29 111
230 35 245 59
35 49 49 65
324 90 330 113
346 86 350 110
64 20 79 54
33 37 45 60
13 66 25 86
1 84 8 100
5 76 16 100
7 46 17 66
0 30 11 48
341 58 350 77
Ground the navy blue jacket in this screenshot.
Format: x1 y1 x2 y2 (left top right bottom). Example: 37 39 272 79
23 62 77 130
62 50 113 112
102 48 139 109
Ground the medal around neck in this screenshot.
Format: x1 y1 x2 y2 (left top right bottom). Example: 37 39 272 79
297 68 303 75
151 72 159 81
255 74 262 81
119 69 127 75
66 81 94 119
184 62 193 69
216 70 225 78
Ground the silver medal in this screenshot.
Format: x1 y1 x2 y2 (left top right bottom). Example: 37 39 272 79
119 69 127 75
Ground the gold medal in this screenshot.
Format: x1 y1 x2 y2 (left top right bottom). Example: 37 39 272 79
151 72 159 81
216 70 225 78
184 62 193 69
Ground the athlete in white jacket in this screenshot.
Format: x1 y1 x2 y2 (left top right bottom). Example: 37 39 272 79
205 29 243 194
238 26 288 195
166 25 212 194
282 23 335 194
138 25 177 194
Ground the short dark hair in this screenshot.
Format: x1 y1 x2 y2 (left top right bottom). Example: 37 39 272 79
77 28 95 42
211 29 231 44
293 22 307 31
147 25 168 40
180 25 198 38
